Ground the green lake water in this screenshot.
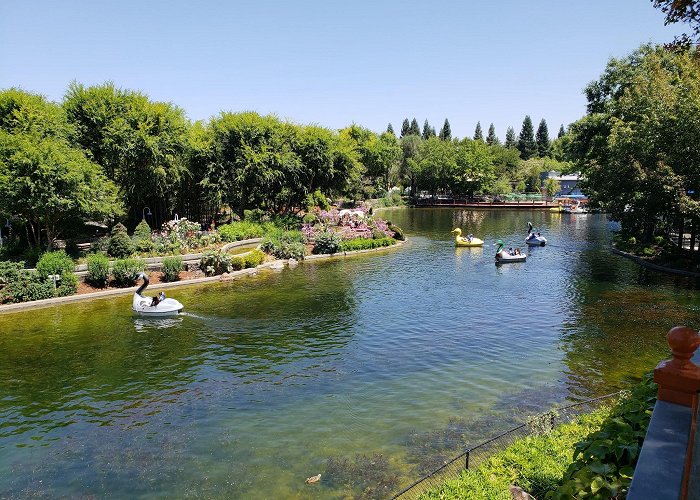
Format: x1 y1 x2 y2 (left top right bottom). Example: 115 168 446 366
1 208 699 498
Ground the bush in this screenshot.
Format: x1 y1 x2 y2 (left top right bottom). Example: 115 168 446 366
112 257 146 287
260 231 306 259
108 223 134 258
86 253 110 287
218 221 266 242
312 230 343 254
305 189 331 211
230 255 245 271
0 262 55 303
56 271 78 297
0 261 24 287
244 249 266 267
133 220 154 253
36 250 75 278
200 250 232 276
161 255 183 282
302 212 318 224
339 237 395 252
388 222 405 241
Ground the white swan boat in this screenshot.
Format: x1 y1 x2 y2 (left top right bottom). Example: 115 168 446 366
526 222 547 246
132 273 184 317
495 240 526 263
562 201 588 214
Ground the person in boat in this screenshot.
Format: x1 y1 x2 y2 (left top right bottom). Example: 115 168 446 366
515 248 521 255
151 291 165 307
537 232 541 237
467 233 473 242
508 247 513 255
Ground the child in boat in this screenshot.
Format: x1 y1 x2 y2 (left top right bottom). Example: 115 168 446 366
151 291 165 307
467 233 473 242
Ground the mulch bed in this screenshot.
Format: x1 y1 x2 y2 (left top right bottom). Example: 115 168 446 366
76 270 203 295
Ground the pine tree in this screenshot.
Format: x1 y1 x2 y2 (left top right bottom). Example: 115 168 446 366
410 118 421 136
387 123 395 135
473 121 483 141
400 119 410 137
430 126 436 137
422 119 432 140
486 123 499 145
558 124 566 138
535 118 551 157
517 115 536 159
439 119 452 141
504 127 517 148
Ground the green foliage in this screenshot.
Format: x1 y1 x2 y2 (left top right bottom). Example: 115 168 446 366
313 230 343 254
378 191 404 207
518 115 537 160
339 237 395 252
0 261 55 303
229 255 245 271
486 123 499 146
86 253 110 287
260 230 306 259
305 189 330 211
243 248 266 267
133 220 154 252
161 255 183 282
439 119 452 141
108 223 134 258
388 223 405 241
56 271 78 297
473 121 483 141
199 250 232 276
112 257 145 286
218 221 266 242
536 119 551 157
504 127 517 149
36 250 74 278
548 375 657 499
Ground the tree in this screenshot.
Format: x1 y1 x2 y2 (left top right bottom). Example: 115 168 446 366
400 134 422 196
473 121 483 141
544 177 560 199
517 116 537 159
453 139 495 196
439 119 452 141
387 123 395 135
652 0 700 44
422 119 435 140
409 118 421 136
400 119 410 137
413 137 456 196
535 118 551 157
558 124 566 138
504 127 517 149
486 123 499 145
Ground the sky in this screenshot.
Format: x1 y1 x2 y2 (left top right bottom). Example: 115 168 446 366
0 0 688 140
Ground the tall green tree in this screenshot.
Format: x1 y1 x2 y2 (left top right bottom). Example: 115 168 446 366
473 121 483 141
439 118 452 141
400 134 422 196
400 119 410 137
422 119 435 140
453 138 495 196
504 127 517 149
652 0 700 44
517 115 537 159
409 118 421 136
535 118 551 157
387 123 395 135
558 124 566 138
486 123 499 145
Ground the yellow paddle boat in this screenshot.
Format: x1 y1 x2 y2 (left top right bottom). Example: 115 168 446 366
451 228 484 247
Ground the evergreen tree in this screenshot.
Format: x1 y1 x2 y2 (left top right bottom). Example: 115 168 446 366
535 118 551 157
430 126 436 137
387 123 395 135
517 116 537 159
486 123 499 145
473 121 483 141
558 124 566 138
439 119 452 141
410 118 421 136
504 127 517 148
400 119 410 137
422 119 432 140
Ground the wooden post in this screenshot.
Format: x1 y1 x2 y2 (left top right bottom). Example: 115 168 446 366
654 326 700 500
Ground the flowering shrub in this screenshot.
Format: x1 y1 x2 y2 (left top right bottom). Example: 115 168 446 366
199 250 232 276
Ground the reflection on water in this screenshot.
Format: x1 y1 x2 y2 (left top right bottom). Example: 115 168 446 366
1 209 699 498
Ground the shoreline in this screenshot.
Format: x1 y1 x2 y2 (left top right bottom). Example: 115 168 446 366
0 239 406 314
611 247 700 278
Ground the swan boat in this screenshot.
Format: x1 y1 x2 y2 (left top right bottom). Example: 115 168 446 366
132 273 184 317
562 201 588 214
495 240 526 263
526 222 547 246
451 228 484 247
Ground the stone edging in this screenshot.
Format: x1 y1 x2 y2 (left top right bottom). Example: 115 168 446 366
0 238 406 314
611 248 700 278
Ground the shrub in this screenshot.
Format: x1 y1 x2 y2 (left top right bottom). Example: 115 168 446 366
230 255 245 271
0 261 24 287
305 189 331 211
388 223 405 241
112 257 146 286
302 212 318 224
86 253 110 287
108 223 134 258
218 221 266 242
133 220 154 253
36 250 75 278
161 255 183 282
200 250 232 276
2 273 55 303
260 231 306 259
313 230 343 254
244 249 266 267
243 208 266 223
56 271 78 297
339 237 395 252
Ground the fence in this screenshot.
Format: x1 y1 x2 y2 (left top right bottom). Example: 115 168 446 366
392 391 624 499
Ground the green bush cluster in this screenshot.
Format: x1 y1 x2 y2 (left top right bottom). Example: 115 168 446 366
0 260 59 303
108 223 134 258
339 237 395 252
132 220 155 252
200 249 232 276
36 250 78 297
230 249 266 271
312 230 343 255
261 230 306 259
378 191 404 207
305 189 331 211
218 221 266 242
161 255 183 282
388 222 405 241
112 257 146 286
86 253 110 287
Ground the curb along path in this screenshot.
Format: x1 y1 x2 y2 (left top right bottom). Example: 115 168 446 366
0 239 406 314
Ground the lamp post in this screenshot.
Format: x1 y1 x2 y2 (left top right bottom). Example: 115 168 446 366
142 207 152 221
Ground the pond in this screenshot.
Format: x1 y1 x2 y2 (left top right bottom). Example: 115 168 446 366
1 208 698 499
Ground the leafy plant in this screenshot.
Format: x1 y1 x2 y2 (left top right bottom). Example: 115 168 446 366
388 222 405 241
36 250 75 278
218 221 266 242
108 223 134 258
312 230 343 254
112 257 145 286
243 249 266 267
161 255 183 282
86 253 110 287
56 271 78 297
133 219 154 252
199 250 232 276
0 262 55 303
339 237 395 252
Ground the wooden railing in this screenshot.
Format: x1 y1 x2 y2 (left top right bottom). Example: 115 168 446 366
629 326 700 499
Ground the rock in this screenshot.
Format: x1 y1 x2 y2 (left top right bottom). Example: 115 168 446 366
288 258 298 268
270 261 284 270
510 485 536 500
305 474 321 484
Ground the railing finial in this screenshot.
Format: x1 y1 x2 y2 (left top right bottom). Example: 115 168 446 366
654 326 700 407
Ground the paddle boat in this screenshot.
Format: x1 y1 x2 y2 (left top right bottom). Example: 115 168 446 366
526 222 547 246
562 201 588 214
132 273 184 317
495 240 526 263
451 228 484 247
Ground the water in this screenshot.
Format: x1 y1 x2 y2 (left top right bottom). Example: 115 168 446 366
1 209 698 498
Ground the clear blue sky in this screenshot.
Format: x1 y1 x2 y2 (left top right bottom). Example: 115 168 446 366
0 0 686 139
